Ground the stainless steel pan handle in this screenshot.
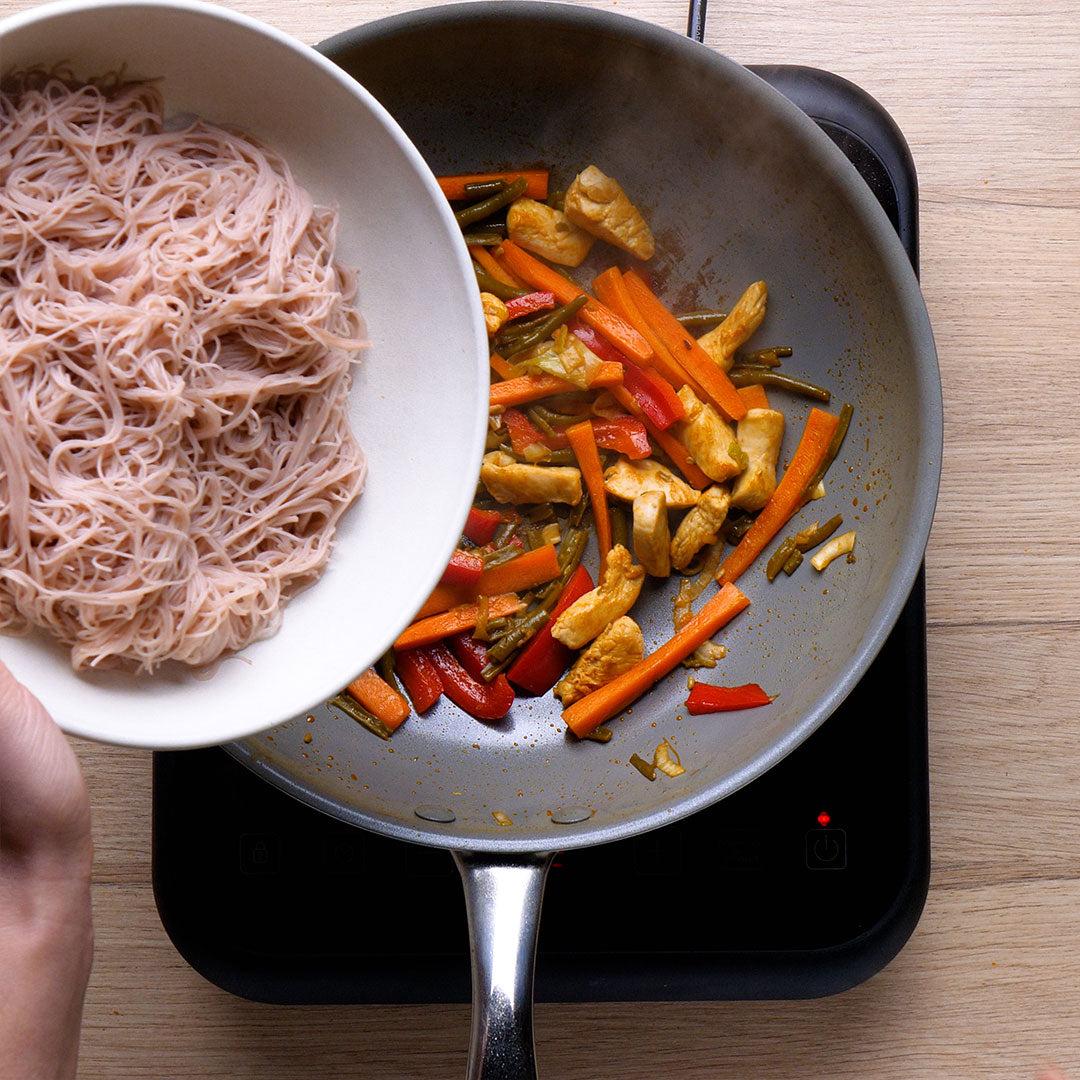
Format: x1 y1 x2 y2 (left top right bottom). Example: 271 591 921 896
453 851 556 1080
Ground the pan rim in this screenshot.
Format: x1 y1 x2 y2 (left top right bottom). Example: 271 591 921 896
228 0 943 854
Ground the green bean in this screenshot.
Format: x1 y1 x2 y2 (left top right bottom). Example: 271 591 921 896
782 549 803 576
524 504 556 523
727 365 832 403
501 294 590 358
375 649 402 696
528 404 581 430
610 503 630 553
795 513 844 553
582 725 613 743
486 606 552 663
455 176 528 228
525 406 559 439
463 179 509 199
803 403 854 498
629 753 657 780
721 512 753 543
557 525 589 574
739 346 792 367
766 536 799 582
676 309 728 328
482 543 523 569
523 526 547 551
546 189 566 211
492 520 518 548
506 447 576 466
328 693 392 741
462 230 507 248
569 486 590 529
473 260 530 301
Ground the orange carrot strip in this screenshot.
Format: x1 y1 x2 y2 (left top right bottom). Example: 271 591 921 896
346 669 412 732
591 266 704 394
395 594 526 651
489 353 515 380
717 407 841 585
470 245 525 289
414 546 562 619
608 385 712 491
562 582 750 737
498 241 653 365
438 171 548 201
565 420 612 563
737 383 771 411
475 544 561 596
622 270 747 422
489 364 623 409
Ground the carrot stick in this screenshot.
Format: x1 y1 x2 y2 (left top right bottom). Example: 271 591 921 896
475 544 561 596
737 383 771 411
622 270 747 422
415 546 562 618
438 170 549 201
489 353 515 380
565 420 612 563
717 407 841 585
592 267 701 392
346 669 412 732
561 582 750 737
470 244 525 289
498 241 653 365
395 594 526 651
489 364 623 409
608 384 712 491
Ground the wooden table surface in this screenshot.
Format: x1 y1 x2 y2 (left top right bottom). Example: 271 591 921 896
3 0 1078 1075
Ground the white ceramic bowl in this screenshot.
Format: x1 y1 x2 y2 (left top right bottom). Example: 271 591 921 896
0 0 489 748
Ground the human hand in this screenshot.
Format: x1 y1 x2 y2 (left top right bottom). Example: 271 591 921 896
0 658 93 1080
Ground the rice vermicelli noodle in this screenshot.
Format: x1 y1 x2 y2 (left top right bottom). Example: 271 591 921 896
0 73 367 672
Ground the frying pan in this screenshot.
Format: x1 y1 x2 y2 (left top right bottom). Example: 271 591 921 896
226 4 942 1076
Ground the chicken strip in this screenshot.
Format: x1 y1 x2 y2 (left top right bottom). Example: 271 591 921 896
696 281 767 371
555 616 644 705
563 165 655 260
730 407 785 512
480 451 582 505
603 457 700 509
632 490 671 577
672 386 746 484
506 197 594 267
550 544 644 650
670 485 731 571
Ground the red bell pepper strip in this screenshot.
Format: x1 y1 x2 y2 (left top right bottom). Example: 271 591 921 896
506 563 594 695
620 358 685 430
464 506 501 545
685 682 774 714
439 548 484 589
504 291 557 320
426 641 516 720
591 416 651 460
502 408 562 454
394 646 443 713
449 631 493 681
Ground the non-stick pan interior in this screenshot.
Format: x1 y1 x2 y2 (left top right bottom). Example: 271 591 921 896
228 2 941 852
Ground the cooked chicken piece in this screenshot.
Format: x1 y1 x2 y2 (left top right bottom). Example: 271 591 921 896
670 485 731 571
672 386 746 484
555 616 644 705
696 281 767 371
563 165 655 260
506 197 594 267
730 407 785 512
603 457 700 509
632 490 671 577
481 292 508 336
480 451 582 505
550 544 645 650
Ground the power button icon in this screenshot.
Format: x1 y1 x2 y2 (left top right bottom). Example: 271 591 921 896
805 828 847 870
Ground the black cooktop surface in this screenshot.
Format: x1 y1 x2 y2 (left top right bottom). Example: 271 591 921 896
153 64 929 1004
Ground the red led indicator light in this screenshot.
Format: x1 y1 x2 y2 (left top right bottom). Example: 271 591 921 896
816 811 832 827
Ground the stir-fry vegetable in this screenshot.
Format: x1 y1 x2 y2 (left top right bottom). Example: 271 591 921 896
333 161 860 755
